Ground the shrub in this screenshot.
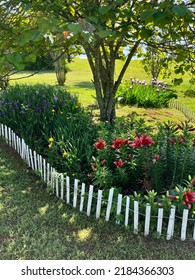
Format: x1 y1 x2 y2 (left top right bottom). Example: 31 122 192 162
0 84 97 180
116 78 177 108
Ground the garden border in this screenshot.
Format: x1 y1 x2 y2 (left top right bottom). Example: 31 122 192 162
0 123 195 241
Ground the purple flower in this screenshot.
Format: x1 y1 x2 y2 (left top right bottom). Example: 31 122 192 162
54 96 59 102
14 102 19 110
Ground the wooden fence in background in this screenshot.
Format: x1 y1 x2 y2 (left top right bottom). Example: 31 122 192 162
169 99 195 122
0 123 195 241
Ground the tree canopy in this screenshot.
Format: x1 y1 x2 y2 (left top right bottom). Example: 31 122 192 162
0 0 194 121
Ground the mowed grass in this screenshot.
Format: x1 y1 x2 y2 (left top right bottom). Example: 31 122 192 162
10 59 195 122
1 140 195 260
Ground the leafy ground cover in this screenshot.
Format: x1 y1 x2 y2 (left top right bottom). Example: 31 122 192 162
1 140 195 260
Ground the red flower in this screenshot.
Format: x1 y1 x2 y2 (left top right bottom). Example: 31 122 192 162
111 138 123 150
183 189 195 209
140 134 155 146
131 133 155 148
114 158 126 168
95 136 106 149
123 139 130 145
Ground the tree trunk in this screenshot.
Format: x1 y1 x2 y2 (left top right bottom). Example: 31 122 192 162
85 39 141 122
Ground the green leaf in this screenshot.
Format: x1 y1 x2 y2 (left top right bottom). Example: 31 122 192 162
99 5 112 15
172 5 189 16
68 23 83 33
153 12 169 22
98 30 115 38
18 30 42 47
140 9 156 21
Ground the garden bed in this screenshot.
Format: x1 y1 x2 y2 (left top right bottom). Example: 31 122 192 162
0 84 195 241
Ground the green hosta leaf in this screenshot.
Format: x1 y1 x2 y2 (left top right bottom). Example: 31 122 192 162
140 9 156 21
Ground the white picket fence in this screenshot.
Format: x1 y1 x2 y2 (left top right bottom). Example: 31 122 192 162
0 123 195 241
169 99 195 122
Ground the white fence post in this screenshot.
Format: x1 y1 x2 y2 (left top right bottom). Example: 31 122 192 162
96 189 103 219
105 188 114 222
66 176 70 204
134 201 139 234
181 209 189 241
60 174 64 200
87 185 94 217
73 179 79 208
157 208 164 237
79 183 85 212
144 204 151 236
55 174 59 198
166 207 176 240
125 196 130 227
116 194 123 224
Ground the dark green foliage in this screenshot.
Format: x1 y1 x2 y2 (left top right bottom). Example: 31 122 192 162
116 80 177 108
0 84 97 180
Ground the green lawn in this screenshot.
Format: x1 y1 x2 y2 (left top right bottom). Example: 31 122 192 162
10 59 194 108
1 140 195 260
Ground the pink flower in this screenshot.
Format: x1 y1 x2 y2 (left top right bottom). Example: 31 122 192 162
131 133 155 148
114 158 126 168
95 136 106 149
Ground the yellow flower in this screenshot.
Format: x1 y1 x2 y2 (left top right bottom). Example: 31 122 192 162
48 137 54 142
48 143 52 149
52 109 55 113
63 151 68 157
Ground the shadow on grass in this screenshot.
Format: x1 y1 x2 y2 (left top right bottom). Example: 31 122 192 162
0 140 195 260
74 81 95 90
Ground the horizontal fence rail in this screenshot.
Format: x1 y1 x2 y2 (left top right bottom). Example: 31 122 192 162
0 123 195 241
169 99 195 122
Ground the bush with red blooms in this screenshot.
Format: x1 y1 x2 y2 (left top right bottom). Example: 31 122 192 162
89 118 195 198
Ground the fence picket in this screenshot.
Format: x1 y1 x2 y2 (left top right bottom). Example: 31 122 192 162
66 176 70 204
125 196 130 227
116 194 123 224
157 208 164 236
79 183 85 212
43 159 46 182
134 201 139 234
193 223 195 241
73 179 79 208
60 174 64 200
96 189 103 219
181 209 189 241
87 185 94 217
166 207 176 240
55 175 59 198
105 188 114 222
144 205 151 236
33 151 37 170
